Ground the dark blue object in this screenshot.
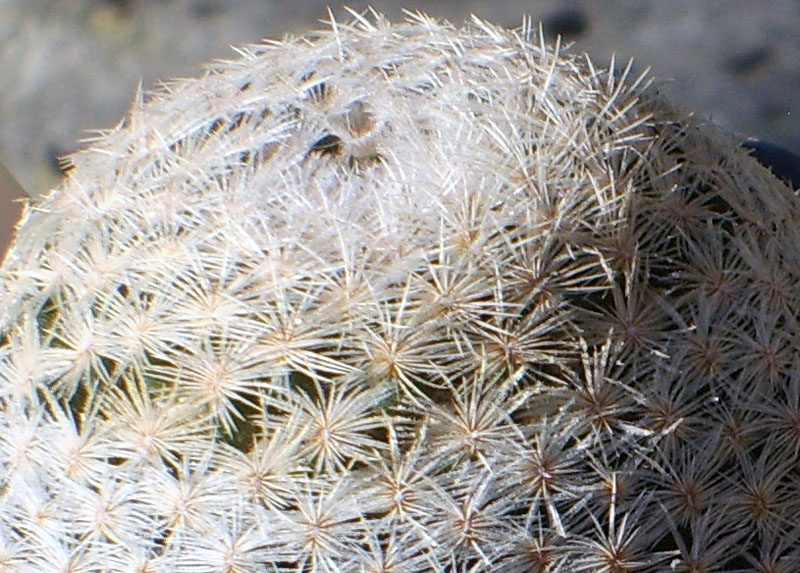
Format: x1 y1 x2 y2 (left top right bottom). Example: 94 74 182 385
742 139 800 189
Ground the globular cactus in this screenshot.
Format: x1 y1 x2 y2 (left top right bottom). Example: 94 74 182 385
2 10 800 572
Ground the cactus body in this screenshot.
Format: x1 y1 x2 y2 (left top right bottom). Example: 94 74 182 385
1 12 799 572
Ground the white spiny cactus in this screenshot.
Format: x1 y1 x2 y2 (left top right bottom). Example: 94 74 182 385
2 9 800 572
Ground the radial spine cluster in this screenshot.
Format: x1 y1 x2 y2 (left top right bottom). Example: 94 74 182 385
1 9 800 572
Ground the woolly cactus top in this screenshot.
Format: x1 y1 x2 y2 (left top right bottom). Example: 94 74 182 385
2 11 800 572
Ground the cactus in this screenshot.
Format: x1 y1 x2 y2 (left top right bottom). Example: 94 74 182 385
2 9 800 572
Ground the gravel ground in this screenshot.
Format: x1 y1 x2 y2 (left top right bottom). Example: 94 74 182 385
0 0 798 195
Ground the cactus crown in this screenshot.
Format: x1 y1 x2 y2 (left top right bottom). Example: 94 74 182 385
1 9 799 572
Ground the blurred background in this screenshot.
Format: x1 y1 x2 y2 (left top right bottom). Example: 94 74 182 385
0 0 798 196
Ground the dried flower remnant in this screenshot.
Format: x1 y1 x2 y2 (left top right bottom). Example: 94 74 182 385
1 9 800 571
